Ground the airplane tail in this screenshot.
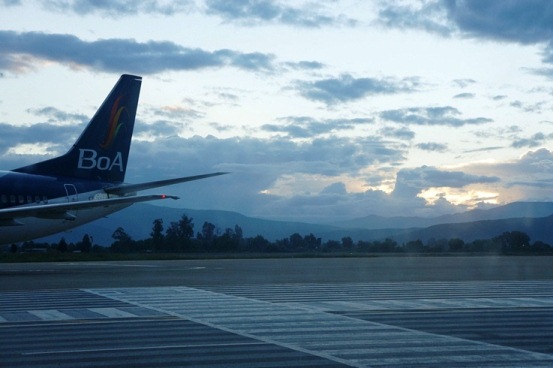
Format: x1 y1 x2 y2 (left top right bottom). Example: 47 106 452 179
14 74 142 183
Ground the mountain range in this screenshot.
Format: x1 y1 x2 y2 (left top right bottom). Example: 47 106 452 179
36 202 553 247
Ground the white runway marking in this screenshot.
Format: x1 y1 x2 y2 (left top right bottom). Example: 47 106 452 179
22 341 267 356
89 282 553 367
4 280 553 367
88 307 137 318
28 309 73 321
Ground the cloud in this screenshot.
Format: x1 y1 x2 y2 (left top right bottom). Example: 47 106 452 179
463 146 503 154
380 106 492 127
378 126 415 140
377 1 553 77
509 100 547 113
33 0 195 16
0 122 81 168
2 121 549 221
0 31 276 75
282 60 325 71
205 0 356 28
26 107 88 126
442 0 553 45
321 182 347 195
1 0 20 6
453 92 474 99
379 0 553 45
295 74 419 105
112 134 409 220
377 0 453 36
261 116 373 138
452 78 476 88
511 132 553 148
392 165 500 199
416 142 448 152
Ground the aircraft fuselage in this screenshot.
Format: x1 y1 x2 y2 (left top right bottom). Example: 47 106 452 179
0 170 125 243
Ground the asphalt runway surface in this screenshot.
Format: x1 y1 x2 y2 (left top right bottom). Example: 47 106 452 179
2 256 553 367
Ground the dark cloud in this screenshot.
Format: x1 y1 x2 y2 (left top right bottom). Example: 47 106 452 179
509 100 547 113
205 0 355 28
377 0 452 36
511 132 553 148
463 146 503 154
295 74 419 105
116 134 407 218
320 182 347 195
0 122 80 164
453 92 474 99
262 116 373 138
463 149 553 199
416 142 448 152
133 120 183 139
283 60 325 71
148 106 204 121
41 0 195 16
0 106 91 157
379 0 553 45
392 165 500 199
26 107 88 125
443 0 553 45
452 78 476 88
0 31 276 75
380 106 492 127
378 1 553 76
378 126 415 140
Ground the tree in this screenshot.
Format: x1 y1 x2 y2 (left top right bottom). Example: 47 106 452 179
150 218 164 251
213 227 239 252
195 221 217 251
405 239 424 253
493 231 531 253
448 238 465 252
165 215 195 251
341 236 354 251
289 233 304 250
198 222 216 241
57 238 68 253
111 227 133 252
304 233 321 251
80 234 92 253
248 235 270 252
234 225 243 244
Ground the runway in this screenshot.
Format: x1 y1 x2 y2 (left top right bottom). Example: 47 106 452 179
2 257 553 367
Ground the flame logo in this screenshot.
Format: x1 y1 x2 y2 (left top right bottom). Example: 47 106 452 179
100 95 128 149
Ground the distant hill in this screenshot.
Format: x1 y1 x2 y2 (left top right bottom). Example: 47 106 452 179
391 215 553 245
36 201 553 247
331 202 553 230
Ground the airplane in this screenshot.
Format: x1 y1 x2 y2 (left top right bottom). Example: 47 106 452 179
0 74 226 244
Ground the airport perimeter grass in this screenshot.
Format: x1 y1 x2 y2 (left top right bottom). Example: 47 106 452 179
0 252 381 263
2 251 551 263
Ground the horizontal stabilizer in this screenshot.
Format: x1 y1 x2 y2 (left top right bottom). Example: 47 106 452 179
104 172 229 195
0 194 178 222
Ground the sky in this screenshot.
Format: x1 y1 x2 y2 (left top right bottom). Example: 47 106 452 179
1 0 553 223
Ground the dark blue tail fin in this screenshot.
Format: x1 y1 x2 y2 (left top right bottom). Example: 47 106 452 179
14 74 142 183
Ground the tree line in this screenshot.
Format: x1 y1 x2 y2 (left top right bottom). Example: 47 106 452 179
11 213 553 255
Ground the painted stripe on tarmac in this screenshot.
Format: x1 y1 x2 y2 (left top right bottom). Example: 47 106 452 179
28 309 74 321
88 308 138 318
89 286 553 367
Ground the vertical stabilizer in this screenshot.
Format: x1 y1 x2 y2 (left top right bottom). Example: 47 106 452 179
14 74 142 183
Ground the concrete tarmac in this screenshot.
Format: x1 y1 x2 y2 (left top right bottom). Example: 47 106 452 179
2 256 553 367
